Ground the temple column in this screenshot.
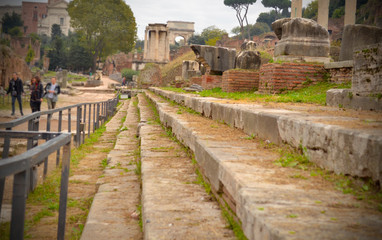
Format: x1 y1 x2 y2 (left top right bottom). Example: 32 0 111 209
155 30 159 61
344 0 356 26
317 0 330 29
291 0 302 18
144 29 148 59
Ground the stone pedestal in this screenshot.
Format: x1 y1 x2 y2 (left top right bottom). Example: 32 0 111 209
235 41 261 70
272 18 330 63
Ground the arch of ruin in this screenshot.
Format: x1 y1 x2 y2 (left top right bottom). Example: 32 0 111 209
291 0 357 29
143 21 194 64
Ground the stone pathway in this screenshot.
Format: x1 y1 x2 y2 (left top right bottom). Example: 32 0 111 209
145 90 382 240
81 98 142 240
138 94 235 240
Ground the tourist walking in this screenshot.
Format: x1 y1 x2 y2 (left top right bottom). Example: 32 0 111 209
44 77 60 109
6 72 24 116
30 76 44 112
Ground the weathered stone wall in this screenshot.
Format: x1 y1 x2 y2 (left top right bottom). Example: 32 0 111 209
138 63 161 89
201 75 222 90
222 70 259 92
352 43 382 95
102 52 133 76
10 37 40 66
0 45 32 89
259 63 326 93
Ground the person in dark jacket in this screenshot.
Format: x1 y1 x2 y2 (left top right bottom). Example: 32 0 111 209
6 72 24 116
30 76 44 112
44 77 60 109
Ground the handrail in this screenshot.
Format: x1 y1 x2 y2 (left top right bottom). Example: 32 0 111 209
0 93 121 240
0 98 117 129
0 131 72 240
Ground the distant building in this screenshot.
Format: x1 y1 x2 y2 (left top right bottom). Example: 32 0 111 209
38 0 72 36
0 0 72 36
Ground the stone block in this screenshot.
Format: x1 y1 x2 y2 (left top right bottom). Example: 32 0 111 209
190 45 236 74
352 43 382 95
182 60 199 79
273 18 330 63
339 24 382 61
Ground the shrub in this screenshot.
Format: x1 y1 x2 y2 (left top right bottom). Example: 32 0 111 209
121 68 138 81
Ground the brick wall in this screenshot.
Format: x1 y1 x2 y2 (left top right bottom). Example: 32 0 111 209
201 75 222 90
222 70 259 92
22 2 47 35
259 63 326 94
191 76 202 86
328 67 352 83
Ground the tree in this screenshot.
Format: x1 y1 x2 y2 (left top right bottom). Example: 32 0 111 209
8 27 23 37
302 0 318 20
68 0 137 72
224 0 257 39
231 22 271 39
66 33 93 71
1 12 23 34
188 34 205 45
25 44 35 66
201 26 227 44
261 0 291 15
256 10 281 29
51 24 62 39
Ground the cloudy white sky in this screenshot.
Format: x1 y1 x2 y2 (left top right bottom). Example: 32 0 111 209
1 0 313 39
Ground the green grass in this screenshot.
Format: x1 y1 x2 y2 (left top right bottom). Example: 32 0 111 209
163 81 352 106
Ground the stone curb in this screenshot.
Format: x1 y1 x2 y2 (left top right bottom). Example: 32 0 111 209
149 87 382 184
145 90 382 240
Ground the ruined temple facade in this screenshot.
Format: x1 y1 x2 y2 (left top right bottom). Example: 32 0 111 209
37 0 72 36
143 21 194 64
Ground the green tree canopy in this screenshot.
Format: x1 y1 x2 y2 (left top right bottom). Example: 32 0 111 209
261 0 291 15
231 22 271 39
224 0 257 39
68 0 137 71
25 44 35 65
1 11 23 34
51 24 62 39
201 26 227 45
302 0 318 19
256 10 282 29
188 34 206 45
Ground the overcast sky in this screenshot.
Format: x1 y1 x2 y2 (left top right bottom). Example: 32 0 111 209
1 0 313 39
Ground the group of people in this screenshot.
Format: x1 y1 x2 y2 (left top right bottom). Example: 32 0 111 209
6 72 61 116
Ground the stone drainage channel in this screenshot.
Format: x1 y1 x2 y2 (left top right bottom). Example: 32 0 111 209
81 91 382 240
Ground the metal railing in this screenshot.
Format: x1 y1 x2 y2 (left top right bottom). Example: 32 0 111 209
0 95 119 239
0 131 71 240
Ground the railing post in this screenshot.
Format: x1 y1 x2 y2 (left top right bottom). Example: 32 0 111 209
83 104 86 144
10 169 28 240
68 108 71 133
27 118 39 192
43 113 52 179
57 142 71 240
88 104 91 138
56 110 63 166
0 127 11 219
76 106 82 147
93 104 96 133
96 103 100 130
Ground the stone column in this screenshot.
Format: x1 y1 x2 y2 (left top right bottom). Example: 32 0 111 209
144 29 148 59
155 30 159 61
291 0 302 18
344 0 356 26
165 31 170 61
317 0 329 29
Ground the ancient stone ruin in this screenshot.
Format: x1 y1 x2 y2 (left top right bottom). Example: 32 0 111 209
190 45 236 75
327 42 382 111
339 24 382 61
235 41 261 70
272 18 330 63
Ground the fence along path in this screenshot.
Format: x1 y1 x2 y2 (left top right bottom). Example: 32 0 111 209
0 95 119 240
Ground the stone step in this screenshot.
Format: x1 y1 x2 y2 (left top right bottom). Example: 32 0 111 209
137 94 235 240
81 99 142 240
144 90 382 240
149 87 382 184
